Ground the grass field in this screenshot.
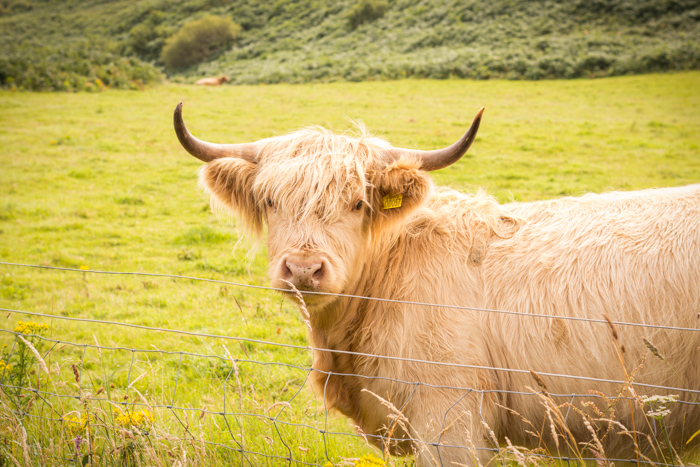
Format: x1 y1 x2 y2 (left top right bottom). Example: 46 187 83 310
1 72 699 465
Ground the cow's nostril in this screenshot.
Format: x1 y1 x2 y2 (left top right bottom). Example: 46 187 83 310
282 261 294 281
312 263 324 282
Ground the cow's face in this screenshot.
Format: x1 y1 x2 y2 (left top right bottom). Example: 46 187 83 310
174 103 483 310
199 131 434 309
256 139 370 306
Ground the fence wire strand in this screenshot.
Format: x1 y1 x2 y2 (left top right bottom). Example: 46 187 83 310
2 261 699 333
1 307 697 396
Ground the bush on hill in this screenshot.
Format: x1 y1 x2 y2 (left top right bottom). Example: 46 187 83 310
0 39 162 91
126 10 172 62
347 0 389 29
0 0 32 17
161 15 240 70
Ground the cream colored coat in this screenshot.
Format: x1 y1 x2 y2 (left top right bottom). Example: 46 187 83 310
198 126 700 466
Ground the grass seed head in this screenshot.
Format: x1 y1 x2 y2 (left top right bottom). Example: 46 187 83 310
642 338 664 360
18 335 49 374
602 313 619 341
529 369 549 396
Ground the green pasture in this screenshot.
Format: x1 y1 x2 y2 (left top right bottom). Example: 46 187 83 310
0 72 699 465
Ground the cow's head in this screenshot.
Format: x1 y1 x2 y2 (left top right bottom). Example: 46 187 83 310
175 103 483 309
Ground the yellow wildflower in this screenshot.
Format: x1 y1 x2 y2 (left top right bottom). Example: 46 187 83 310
13 321 49 335
63 413 93 434
113 408 154 428
0 359 12 373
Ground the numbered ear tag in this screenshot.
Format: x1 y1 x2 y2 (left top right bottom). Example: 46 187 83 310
382 193 403 210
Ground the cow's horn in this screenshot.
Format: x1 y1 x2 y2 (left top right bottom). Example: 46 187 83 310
174 102 257 163
387 107 485 171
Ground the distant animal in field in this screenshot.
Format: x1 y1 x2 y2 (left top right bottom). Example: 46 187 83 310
174 101 700 466
194 74 229 86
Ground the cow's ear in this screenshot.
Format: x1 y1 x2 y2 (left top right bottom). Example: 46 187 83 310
198 158 263 238
369 158 432 230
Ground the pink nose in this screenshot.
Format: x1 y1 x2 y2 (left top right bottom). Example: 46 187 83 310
282 257 325 290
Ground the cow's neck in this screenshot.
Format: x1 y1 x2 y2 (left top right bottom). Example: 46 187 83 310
305 228 409 359
302 190 517 434
307 192 511 364
306 243 387 343
303 212 471 434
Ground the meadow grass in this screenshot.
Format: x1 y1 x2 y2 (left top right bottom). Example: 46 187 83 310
0 72 699 465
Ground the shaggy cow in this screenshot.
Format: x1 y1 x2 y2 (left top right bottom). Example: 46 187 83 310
194 74 229 86
174 102 700 466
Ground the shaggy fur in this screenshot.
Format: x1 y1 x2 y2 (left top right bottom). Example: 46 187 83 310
196 124 700 466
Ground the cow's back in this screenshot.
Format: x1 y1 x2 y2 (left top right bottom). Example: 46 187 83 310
481 184 700 445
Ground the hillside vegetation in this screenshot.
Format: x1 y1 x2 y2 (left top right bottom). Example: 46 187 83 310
1 0 699 88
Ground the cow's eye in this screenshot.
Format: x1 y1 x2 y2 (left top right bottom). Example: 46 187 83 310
266 198 274 208
353 200 364 211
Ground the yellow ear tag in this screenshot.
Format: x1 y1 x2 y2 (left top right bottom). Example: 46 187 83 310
382 193 403 210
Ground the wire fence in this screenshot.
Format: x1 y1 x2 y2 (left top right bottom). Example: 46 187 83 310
0 261 698 467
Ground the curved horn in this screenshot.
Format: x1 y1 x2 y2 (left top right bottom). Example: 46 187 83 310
174 102 257 163
387 107 485 171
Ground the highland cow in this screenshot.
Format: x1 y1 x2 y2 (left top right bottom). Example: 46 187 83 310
174 102 700 466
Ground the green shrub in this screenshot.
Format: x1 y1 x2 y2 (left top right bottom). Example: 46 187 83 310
161 15 240 70
0 0 33 17
347 0 388 29
0 38 162 92
126 10 171 62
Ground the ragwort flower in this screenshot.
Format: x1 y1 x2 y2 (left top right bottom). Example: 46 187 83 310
113 408 154 428
13 321 49 335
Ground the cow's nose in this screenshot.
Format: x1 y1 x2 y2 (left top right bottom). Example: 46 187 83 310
282 257 325 290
